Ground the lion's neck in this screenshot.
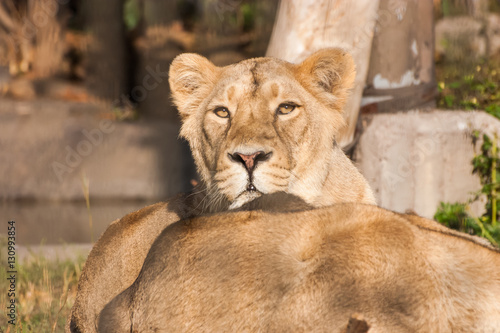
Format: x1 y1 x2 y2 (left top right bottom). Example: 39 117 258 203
180 183 232 217
322 148 375 206
290 148 376 207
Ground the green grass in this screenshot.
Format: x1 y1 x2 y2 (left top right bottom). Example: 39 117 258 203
0 239 85 333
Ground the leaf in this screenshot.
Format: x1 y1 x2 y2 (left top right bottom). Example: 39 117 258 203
483 134 493 152
444 95 455 108
486 104 500 120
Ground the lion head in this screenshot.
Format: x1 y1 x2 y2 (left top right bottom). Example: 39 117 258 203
169 48 375 210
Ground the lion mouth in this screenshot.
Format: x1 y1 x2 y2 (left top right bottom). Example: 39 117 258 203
246 183 257 192
229 186 262 209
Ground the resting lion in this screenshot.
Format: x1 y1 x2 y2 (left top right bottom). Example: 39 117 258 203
98 193 500 333
68 49 375 332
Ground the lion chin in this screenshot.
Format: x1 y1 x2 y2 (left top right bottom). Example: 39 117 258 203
228 189 263 209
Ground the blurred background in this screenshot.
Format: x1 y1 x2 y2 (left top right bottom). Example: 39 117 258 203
1 0 500 245
3 1 500 331
0 0 279 245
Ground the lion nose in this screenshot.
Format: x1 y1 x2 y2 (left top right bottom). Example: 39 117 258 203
228 151 272 172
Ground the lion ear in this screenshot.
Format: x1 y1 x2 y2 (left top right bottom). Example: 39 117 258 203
169 53 219 119
296 48 356 109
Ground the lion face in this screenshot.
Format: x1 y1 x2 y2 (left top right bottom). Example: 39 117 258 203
169 49 371 209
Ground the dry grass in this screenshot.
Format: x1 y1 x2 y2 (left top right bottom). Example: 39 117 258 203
0 239 85 333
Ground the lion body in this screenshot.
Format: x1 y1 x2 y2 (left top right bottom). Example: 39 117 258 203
68 49 375 332
99 201 500 332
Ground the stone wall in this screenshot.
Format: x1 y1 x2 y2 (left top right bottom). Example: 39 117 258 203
0 99 195 202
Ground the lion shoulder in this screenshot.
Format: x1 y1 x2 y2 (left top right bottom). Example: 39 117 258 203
68 195 190 333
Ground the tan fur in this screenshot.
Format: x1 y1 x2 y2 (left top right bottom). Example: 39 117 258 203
99 201 500 332
67 49 375 332
169 48 374 209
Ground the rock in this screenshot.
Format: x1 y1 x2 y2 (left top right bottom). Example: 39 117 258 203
354 109 498 218
487 13 500 56
7 77 36 100
435 16 486 61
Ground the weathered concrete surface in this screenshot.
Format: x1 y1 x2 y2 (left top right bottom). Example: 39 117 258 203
0 98 195 201
355 109 498 218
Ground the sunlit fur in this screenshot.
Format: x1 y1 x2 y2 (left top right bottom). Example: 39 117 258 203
99 201 500 332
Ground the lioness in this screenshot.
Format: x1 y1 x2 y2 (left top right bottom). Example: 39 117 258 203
68 49 375 332
99 195 500 333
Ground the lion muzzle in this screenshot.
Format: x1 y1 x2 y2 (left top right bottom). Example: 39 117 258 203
228 150 272 190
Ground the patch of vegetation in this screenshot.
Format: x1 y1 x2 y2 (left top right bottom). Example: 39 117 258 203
434 20 500 245
435 131 500 246
434 202 476 232
436 57 500 114
436 0 500 18
435 49 500 246
0 239 84 333
124 0 141 31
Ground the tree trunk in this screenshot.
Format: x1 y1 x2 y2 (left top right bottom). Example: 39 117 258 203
363 0 436 113
84 0 128 101
266 0 380 148
135 0 183 119
31 0 65 78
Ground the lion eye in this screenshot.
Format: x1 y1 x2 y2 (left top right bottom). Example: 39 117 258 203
276 103 296 115
214 107 230 118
